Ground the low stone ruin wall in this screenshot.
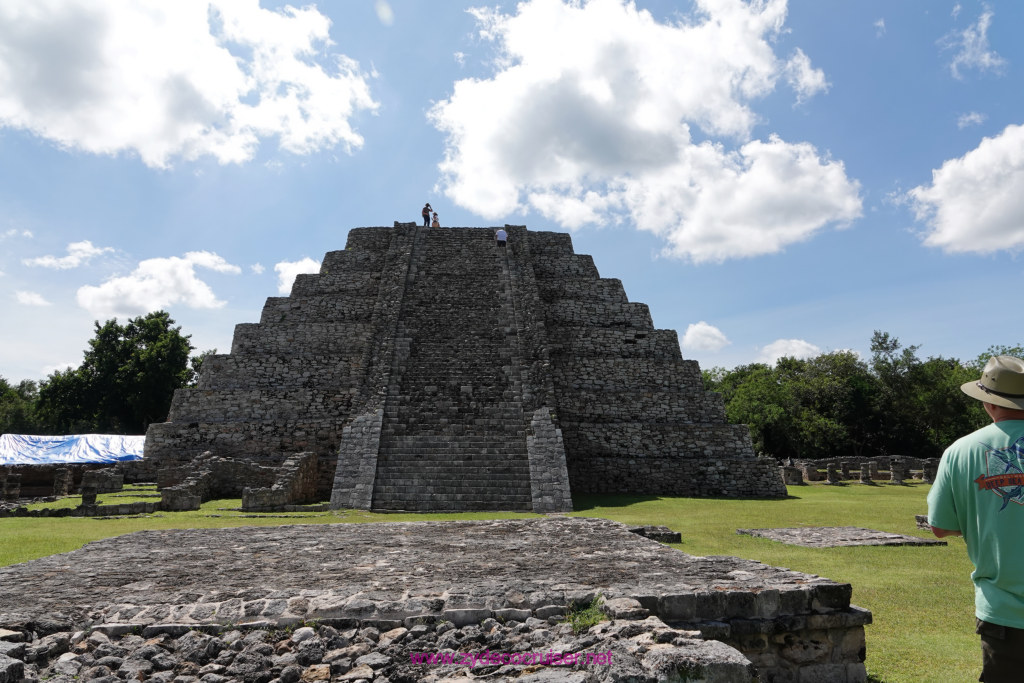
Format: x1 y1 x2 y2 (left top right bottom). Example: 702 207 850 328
242 452 319 511
0 461 155 499
81 469 124 494
159 451 318 512
784 456 940 486
0 454 317 517
0 517 871 682
0 501 161 518
2 464 94 498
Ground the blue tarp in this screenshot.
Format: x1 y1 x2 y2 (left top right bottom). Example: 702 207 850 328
0 434 145 466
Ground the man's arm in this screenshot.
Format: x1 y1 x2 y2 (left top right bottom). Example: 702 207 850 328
931 526 962 538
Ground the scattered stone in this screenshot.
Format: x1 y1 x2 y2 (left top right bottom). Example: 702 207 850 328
0 654 24 682
737 526 947 547
628 525 681 543
289 626 316 644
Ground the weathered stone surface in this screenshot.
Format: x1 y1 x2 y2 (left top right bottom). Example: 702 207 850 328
0 653 23 683
0 517 868 682
144 225 785 512
736 526 947 547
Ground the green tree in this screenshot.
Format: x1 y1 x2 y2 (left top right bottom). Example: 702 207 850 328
870 332 985 457
37 311 195 434
709 362 798 457
908 356 985 451
787 351 881 459
0 377 41 434
705 333 988 461
973 344 1024 369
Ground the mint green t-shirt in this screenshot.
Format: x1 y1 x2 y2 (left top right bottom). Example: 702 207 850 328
928 420 1024 628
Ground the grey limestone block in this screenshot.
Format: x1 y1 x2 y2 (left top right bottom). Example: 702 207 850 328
144 225 783 511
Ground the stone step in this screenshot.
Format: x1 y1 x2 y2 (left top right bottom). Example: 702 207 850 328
374 472 531 484
383 405 526 414
543 300 654 328
378 439 527 448
258 295 377 325
555 389 723 422
381 429 526 436
366 224 534 511
371 501 533 511
195 354 364 391
230 321 373 355
377 455 528 465
168 388 355 423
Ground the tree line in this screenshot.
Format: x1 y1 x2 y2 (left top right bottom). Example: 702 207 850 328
703 332 1024 461
1 311 212 436
2 319 1020 456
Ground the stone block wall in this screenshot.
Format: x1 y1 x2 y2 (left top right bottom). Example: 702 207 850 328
527 229 785 499
157 451 288 510
242 452 319 511
1 472 17 501
52 468 72 496
146 225 785 510
80 469 124 494
144 226 396 502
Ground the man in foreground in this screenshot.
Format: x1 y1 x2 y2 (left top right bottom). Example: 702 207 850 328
928 355 1024 682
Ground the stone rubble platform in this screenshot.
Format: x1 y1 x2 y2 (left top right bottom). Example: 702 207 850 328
737 526 947 548
0 517 871 682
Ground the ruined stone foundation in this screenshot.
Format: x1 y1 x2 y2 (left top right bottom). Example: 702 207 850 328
144 225 785 511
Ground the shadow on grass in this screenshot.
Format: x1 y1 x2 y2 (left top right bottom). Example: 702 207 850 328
571 492 801 511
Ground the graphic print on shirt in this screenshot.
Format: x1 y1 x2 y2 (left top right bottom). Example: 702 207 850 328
974 436 1024 510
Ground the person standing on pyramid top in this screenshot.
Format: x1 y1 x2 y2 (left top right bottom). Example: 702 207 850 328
422 203 432 227
431 212 440 228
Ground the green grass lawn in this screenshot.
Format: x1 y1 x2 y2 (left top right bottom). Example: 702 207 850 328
0 482 976 682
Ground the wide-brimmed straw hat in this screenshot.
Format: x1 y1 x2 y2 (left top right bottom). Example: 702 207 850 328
961 355 1024 410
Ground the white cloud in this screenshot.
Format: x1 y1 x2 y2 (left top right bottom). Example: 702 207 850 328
41 361 76 376
783 48 829 103
957 111 986 129
274 257 321 294
874 18 886 38
15 290 52 306
757 338 821 364
251 263 265 275
23 240 112 269
1 229 32 240
627 135 860 262
907 123 1024 254
0 0 378 168
430 0 860 263
943 9 1006 80
76 251 241 318
375 0 394 26
681 321 730 352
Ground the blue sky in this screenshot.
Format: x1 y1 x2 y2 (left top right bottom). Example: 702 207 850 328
1 0 1023 383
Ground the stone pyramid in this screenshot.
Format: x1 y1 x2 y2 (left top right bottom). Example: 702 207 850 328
144 224 785 512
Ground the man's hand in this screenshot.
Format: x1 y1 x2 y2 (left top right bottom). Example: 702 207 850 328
931 526 962 538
